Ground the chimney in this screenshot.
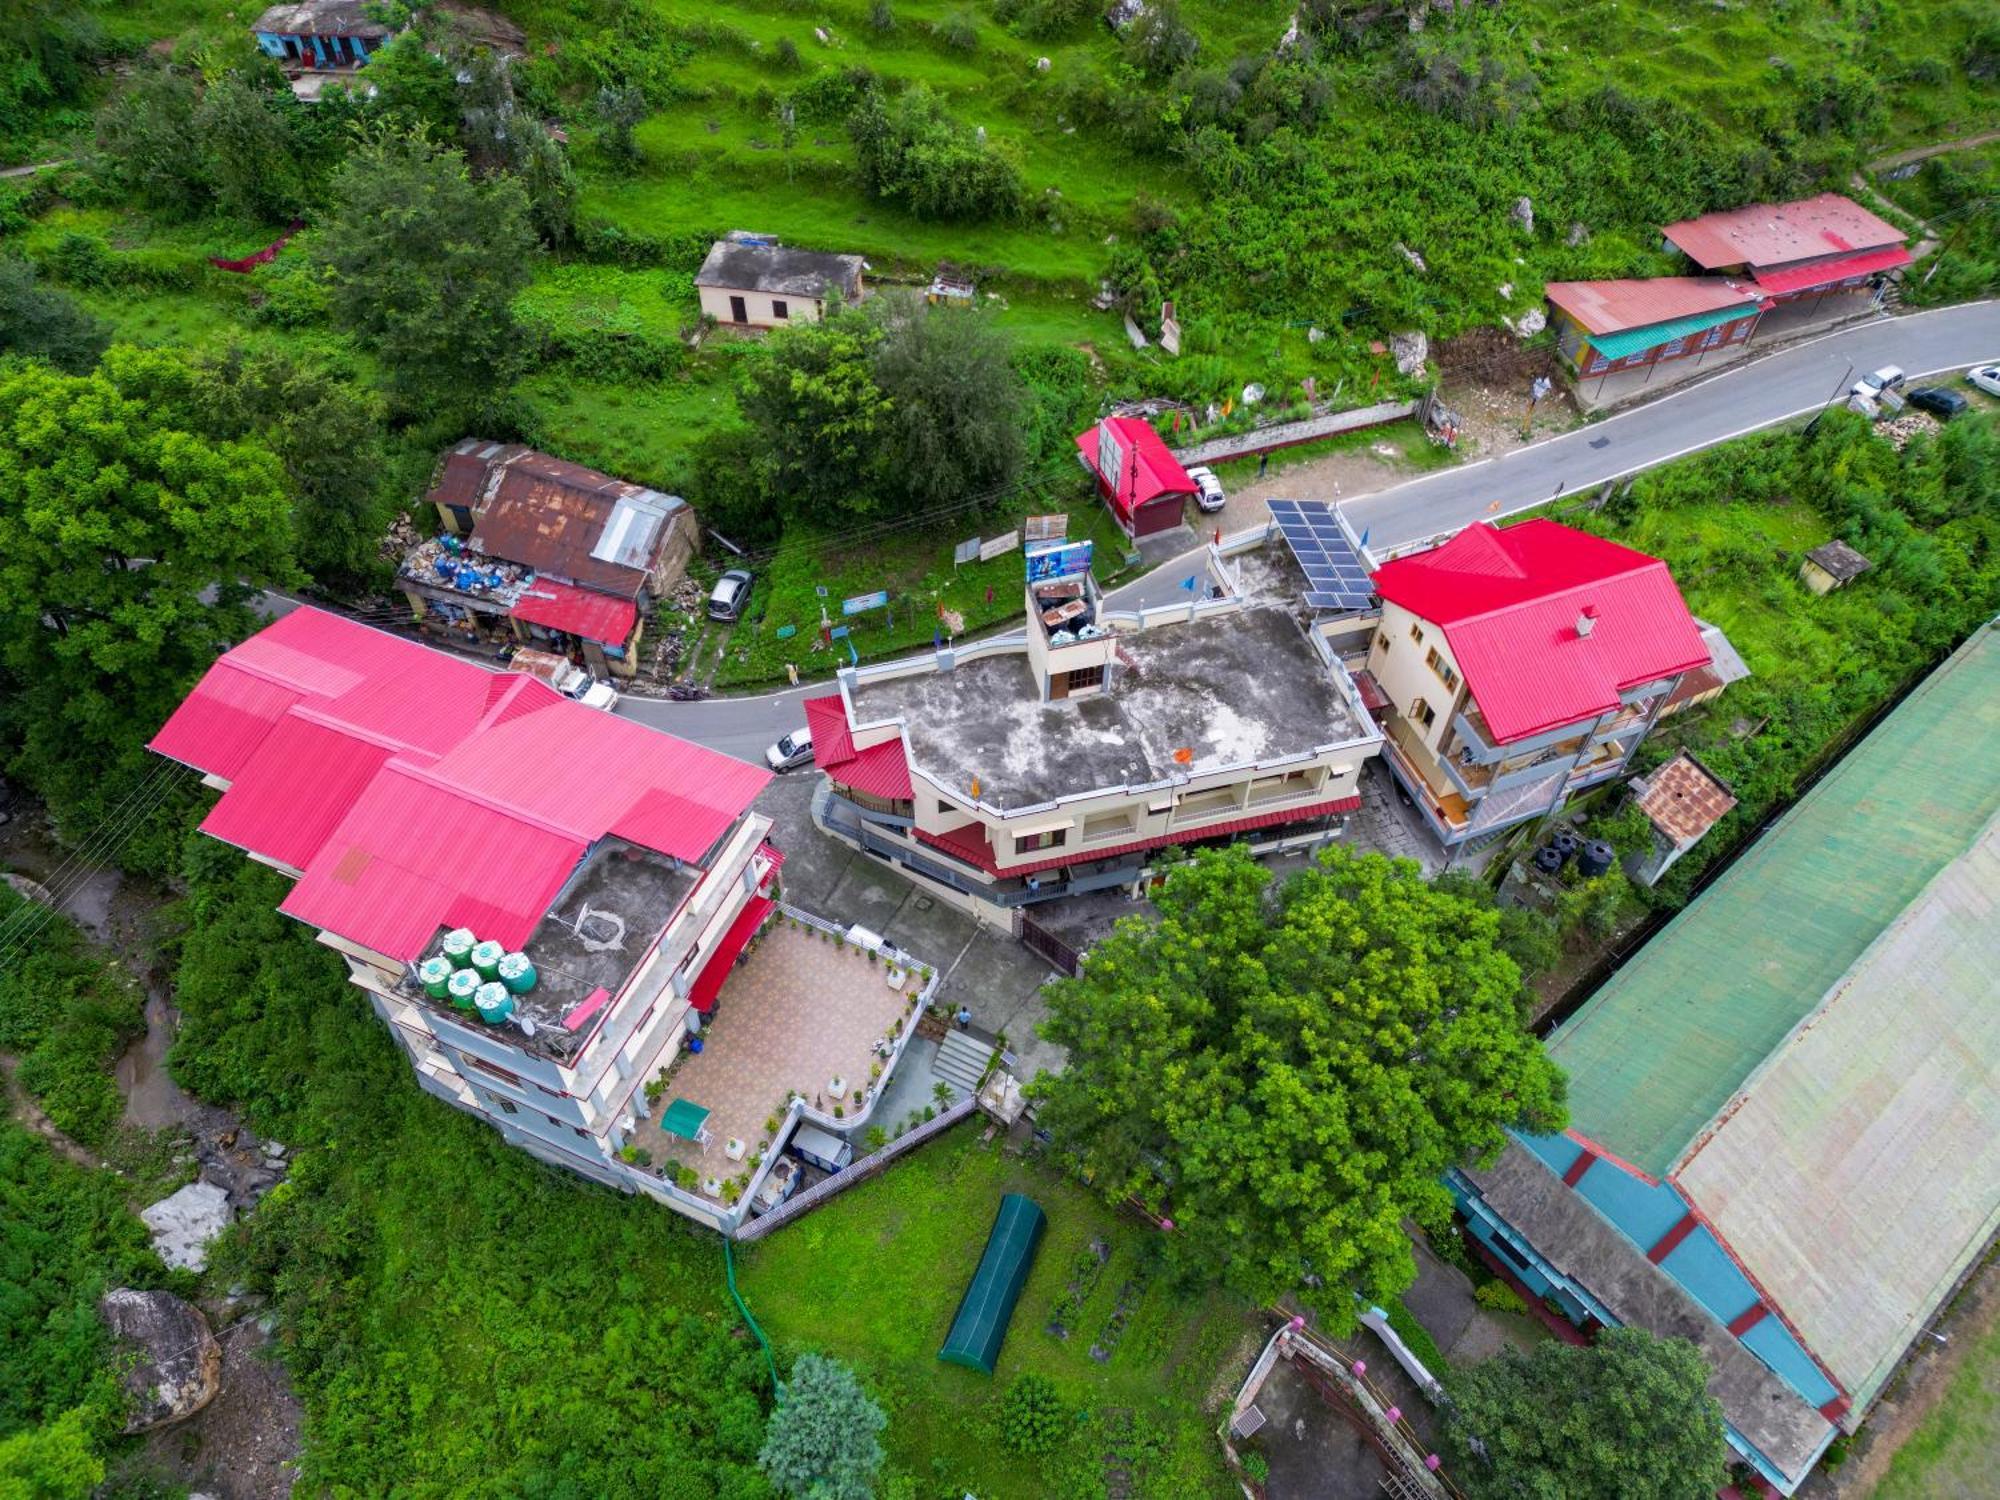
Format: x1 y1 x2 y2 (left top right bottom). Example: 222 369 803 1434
1576 606 1599 639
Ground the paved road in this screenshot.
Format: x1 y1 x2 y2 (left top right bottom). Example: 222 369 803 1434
1345 301 2000 553
576 304 2000 759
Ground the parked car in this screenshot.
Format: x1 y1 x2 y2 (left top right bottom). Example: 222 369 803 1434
1850 365 1906 400
1186 465 1227 514
507 647 618 711
750 1154 800 1216
1964 364 2000 398
1907 385 1969 419
765 728 814 772
707 568 754 622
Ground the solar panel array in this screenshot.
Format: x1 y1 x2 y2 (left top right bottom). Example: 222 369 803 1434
1267 500 1376 614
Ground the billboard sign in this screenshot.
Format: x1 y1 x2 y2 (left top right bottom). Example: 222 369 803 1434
978 530 1019 561
1096 420 1123 494
953 536 982 566
1026 539 1093 582
1024 513 1068 542
842 590 890 616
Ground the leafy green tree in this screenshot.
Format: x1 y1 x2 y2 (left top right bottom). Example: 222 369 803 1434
1124 0 1198 80
869 296 1025 512
0 257 108 373
0 1407 103 1500
998 1372 1069 1455
311 131 536 411
360 31 459 138
0 358 295 860
594 84 649 163
0 0 103 146
1441 1328 1728 1500
89 65 209 217
1032 845 1566 1324
848 84 1022 221
733 309 890 517
193 68 304 222
512 118 578 245
758 1353 886 1500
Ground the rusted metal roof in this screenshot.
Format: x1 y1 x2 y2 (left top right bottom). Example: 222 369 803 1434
508 580 637 646
448 446 686 596
694 240 864 298
1635 751 1736 849
1805 540 1872 583
1544 277 1763 335
1662 193 1905 271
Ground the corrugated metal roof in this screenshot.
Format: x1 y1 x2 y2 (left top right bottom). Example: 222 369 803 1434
1545 277 1762 335
1371 521 1709 743
1674 818 2000 1415
508 580 638 646
687 896 774 1014
804 695 856 763
462 449 686 597
149 664 306 781
693 240 864 297
1548 622 2000 1177
1753 244 1911 295
1589 303 1757 361
1076 417 1197 515
200 717 395 871
834 738 915 801
1662 193 1905 271
1635 752 1736 848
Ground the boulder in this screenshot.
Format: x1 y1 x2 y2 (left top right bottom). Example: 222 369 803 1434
1396 241 1427 274
2 873 54 907
1566 221 1591 247
141 1179 233 1272
99 1288 223 1432
1389 330 1429 378
1512 195 1534 233
1510 306 1547 339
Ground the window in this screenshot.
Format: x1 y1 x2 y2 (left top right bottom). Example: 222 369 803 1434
1014 827 1068 855
1066 664 1105 692
1410 696 1437 731
1493 1234 1534 1273
494 1097 518 1116
574 1127 589 1138
1374 631 1390 654
447 503 474 533
1408 622 1424 645
938 798 956 816
1425 647 1459 693
771 299 789 320
465 1054 524 1088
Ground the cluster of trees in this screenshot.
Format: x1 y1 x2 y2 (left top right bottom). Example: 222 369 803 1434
1032 844 1567 1324
848 83 1024 221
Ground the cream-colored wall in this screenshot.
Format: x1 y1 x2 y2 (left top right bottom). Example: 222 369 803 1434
698 285 824 328
1365 600 1468 754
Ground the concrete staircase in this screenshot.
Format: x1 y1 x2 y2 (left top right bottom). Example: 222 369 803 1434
934 1030 995 1099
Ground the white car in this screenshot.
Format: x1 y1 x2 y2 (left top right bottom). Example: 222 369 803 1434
1851 365 1906 400
1967 364 2000 398
1186 465 1226 513
509 648 619 711
765 728 814 772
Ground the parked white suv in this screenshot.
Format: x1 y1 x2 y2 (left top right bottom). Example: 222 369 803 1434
1186 465 1227 513
1850 365 1906 400
509 648 619 711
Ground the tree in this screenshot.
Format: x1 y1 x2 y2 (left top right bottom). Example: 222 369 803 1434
0 257 108 373
1031 844 1566 1324
758 1353 886 1500
732 309 890 518
192 68 304 221
1441 1328 1729 1500
1124 0 1199 80
868 296 1025 512
0 358 295 861
311 131 536 411
0 1408 103 1500
595 84 649 164
847 84 1022 221
89 65 209 217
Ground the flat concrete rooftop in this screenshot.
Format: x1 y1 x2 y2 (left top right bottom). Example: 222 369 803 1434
851 604 1370 810
404 839 698 1062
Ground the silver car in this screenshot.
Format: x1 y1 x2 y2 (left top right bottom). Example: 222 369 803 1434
707 568 754 622
765 728 814 772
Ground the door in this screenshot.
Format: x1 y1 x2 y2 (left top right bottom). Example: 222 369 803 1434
729 295 748 324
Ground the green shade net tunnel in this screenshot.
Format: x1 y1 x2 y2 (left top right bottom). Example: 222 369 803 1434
938 1193 1047 1374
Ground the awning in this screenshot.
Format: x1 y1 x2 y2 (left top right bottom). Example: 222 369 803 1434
659 1098 711 1141
1752 245 1910 296
509 581 638 646
1589 302 1759 361
687 894 773 1013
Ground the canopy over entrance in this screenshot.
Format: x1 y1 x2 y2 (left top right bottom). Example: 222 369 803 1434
938 1193 1047 1374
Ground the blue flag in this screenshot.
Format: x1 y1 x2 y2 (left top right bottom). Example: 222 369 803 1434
1181 575 1198 592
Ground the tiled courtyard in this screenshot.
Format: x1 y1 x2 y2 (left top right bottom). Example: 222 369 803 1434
632 920 920 1195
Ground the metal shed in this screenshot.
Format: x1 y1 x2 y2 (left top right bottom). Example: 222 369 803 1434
938 1194 1047 1374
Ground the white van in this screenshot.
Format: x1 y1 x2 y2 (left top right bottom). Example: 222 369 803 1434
789 1124 852 1174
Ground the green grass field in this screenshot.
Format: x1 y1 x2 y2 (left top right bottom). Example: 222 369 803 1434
735 1123 1247 1497
1871 1289 2000 1500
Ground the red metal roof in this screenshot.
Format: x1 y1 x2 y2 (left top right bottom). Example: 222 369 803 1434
1076 417 1196 519
1370 521 1708 744
686 895 774 1014
152 607 770 961
1662 193 1905 272
508 580 638 646
1543 277 1763 336
805 694 914 801
916 795 1361 877
1751 244 1911 295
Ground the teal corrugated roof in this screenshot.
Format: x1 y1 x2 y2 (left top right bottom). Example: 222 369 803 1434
1587 303 1750 360
1548 622 2000 1177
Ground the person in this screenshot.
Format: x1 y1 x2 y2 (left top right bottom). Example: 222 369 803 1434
955 1005 972 1030
1258 452 1270 479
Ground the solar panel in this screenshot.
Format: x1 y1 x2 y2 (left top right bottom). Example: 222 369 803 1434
1267 499 1376 614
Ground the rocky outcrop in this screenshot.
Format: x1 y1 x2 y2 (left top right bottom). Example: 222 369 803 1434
100 1288 223 1432
1389 330 1429 378
141 1179 234 1271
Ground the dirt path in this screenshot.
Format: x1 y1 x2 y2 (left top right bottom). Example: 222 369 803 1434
1801 1249 2000 1499
0 1053 111 1171
1867 129 2000 174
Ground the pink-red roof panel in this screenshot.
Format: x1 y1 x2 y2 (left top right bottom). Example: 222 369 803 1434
1371 521 1708 744
1751 245 1911 296
1662 193 1905 271
804 695 856 767
508 580 637 646
1544 277 1763 335
149 665 307 781
687 895 774 1013
1076 417 1196 518
200 716 396 871
833 737 914 802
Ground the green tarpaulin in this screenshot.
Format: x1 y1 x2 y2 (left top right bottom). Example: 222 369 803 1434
938 1193 1046 1375
659 1099 710 1141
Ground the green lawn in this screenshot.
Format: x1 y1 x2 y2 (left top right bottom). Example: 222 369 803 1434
735 1124 1248 1498
1871 1293 2000 1499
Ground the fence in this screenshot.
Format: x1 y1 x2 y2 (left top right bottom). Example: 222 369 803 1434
733 1097 979 1240
1019 913 1082 976
1171 400 1418 467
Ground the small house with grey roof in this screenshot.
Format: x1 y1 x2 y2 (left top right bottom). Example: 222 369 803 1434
695 233 866 329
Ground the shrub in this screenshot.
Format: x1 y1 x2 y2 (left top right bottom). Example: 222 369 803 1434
863 1125 888 1151
933 9 980 53
1474 1281 1527 1316
868 0 894 32
998 1372 1069 1455
1241 1451 1269 1484
847 84 1022 221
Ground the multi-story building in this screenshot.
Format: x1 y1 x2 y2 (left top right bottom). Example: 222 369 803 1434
150 608 934 1234
1357 520 1712 856
808 540 1383 925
